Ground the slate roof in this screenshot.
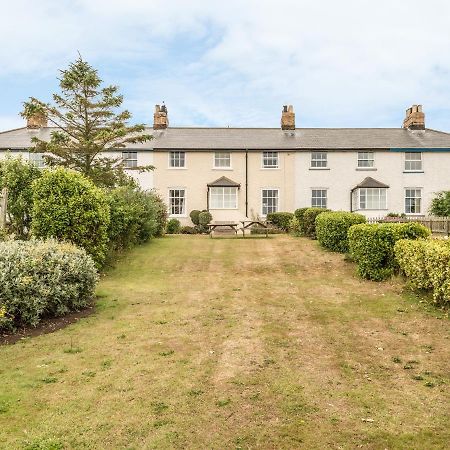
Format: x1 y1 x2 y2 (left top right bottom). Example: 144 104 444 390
1 126 450 150
207 176 241 187
354 177 390 189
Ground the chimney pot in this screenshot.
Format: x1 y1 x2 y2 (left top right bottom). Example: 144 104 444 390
281 104 295 130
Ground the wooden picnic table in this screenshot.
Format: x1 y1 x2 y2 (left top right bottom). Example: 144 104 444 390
240 220 270 237
208 221 239 238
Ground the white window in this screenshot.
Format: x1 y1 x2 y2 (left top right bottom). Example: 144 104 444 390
210 187 238 209
405 188 422 214
359 188 387 210
262 151 278 168
405 152 422 171
29 152 45 168
168 189 186 216
262 189 279 215
122 151 137 169
357 152 374 168
169 151 186 168
311 152 327 168
311 189 327 208
214 152 231 168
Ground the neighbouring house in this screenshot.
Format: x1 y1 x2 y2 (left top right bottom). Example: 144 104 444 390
1 103 450 224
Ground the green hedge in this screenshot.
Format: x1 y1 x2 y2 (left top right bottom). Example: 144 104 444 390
267 212 294 231
166 218 181 234
303 208 331 238
316 211 366 253
348 222 430 281
0 239 97 331
395 239 450 306
31 168 110 268
107 186 166 251
294 208 309 235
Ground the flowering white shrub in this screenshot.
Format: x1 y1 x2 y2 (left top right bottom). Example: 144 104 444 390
0 239 98 330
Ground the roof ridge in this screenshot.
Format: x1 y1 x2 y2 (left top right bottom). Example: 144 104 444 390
0 126 27 135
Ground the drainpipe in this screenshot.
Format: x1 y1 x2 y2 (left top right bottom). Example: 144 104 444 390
350 187 355 212
207 186 210 211
245 149 248 217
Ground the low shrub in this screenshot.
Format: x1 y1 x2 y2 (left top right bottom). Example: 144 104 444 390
0 239 97 331
31 168 110 268
267 212 294 231
107 186 165 251
288 216 302 235
316 211 366 253
294 208 309 235
198 211 212 226
348 222 430 281
166 218 181 234
395 238 450 306
190 210 201 226
303 208 331 238
180 226 197 234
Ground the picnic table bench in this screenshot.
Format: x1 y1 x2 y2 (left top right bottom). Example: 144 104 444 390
208 221 239 237
240 220 270 237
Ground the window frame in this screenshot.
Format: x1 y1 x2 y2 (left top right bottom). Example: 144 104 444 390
310 151 328 169
357 151 374 168
169 151 186 169
358 187 387 210
311 188 328 208
405 188 422 214
29 151 46 168
168 188 186 217
261 151 279 169
261 188 279 216
213 151 232 169
209 186 238 210
122 151 138 169
404 152 423 172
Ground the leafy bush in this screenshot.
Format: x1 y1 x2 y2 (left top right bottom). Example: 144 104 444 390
0 239 97 331
288 216 301 235
395 238 450 306
303 208 331 238
267 212 294 231
190 210 201 226
294 208 309 235
198 211 213 226
31 168 110 267
107 186 165 251
394 239 433 291
0 154 42 238
180 226 197 234
166 218 181 234
147 191 168 237
430 191 450 216
348 222 430 281
316 211 366 253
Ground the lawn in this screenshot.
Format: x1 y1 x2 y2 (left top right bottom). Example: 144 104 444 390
0 235 449 449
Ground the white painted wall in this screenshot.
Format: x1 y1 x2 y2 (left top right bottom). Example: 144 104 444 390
295 150 450 217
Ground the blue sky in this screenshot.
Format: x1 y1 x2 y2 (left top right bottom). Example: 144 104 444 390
1 0 450 131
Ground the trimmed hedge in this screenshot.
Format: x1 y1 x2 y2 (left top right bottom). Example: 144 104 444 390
0 239 97 331
303 208 331 238
294 208 309 235
190 210 201 226
267 212 294 231
348 222 430 281
395 238 450 306
316 211 366 253
166 218 181 234
31 168 110 268
198 211 212 226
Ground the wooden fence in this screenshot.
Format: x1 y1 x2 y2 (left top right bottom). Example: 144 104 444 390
366 215 450 236
0 187 7 228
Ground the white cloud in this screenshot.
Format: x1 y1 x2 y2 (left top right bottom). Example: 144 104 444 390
1 0 450 130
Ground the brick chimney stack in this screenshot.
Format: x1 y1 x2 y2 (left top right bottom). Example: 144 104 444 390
281 105 295 130
153 104 169 129
403 105 425 130
26 112 47 129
